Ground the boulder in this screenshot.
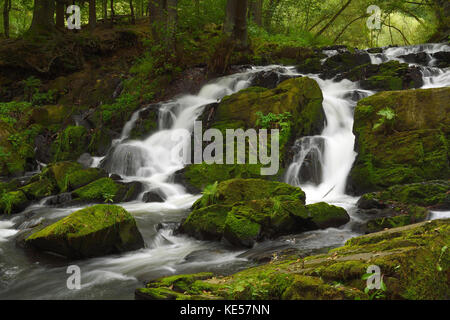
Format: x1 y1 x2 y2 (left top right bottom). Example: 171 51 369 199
338 60 423 91
176 77 325 190
348 87 450 194
142 190 165 203
25 204 144 259
179 179 349 248
71 177 143 203
137 219 450 300
0 190 30 215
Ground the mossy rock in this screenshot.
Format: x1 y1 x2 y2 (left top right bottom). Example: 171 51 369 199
193 178 306 208
0 190 29 215
137 219 450 300
348 87 450 194
52 125 89 162
64 168 108 191
306 202 351 229
340 60 423 91
72 177 142 203
25 204 144 259
30 161 83 192
358 180 450 210
180 179 349 247
19 178 57 200
365 205 429 233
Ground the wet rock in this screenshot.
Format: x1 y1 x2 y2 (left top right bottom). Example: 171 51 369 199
321 51 371 79
137 220 450 300
25 204 144 259
348 87 450 194
432 51 450 68
77 153 94 168
142 190 165 203
43 192 73 206
250 69 296 89
109 173 122 180
179 179 349 248
398 52 430 65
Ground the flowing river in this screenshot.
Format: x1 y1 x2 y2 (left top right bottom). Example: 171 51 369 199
0 43 449 299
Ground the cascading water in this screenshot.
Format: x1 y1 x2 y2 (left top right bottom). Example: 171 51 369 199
0 44 449 299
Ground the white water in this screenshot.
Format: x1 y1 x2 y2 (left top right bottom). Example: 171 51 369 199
285 43 450 205
0 44 449 299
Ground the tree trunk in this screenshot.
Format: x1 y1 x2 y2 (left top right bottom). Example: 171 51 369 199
3 0 11 38
110 0 115 21
89 0 96 29
314 0 352 38
224 0 248 48
252 0 262 26
149 0 165 41
55 1 65 29
129 0 135 24
102 0 107 20
165 0 177 46
224 0 237 35
29 0 56 34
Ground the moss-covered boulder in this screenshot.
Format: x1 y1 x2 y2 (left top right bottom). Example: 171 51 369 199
0 190 30 215
339 60 423 91
29 161 83 192
25 204 144 259
64 168 108 191
365 205 429 233
179 179 349 247
348 87 450 194
176 77 324 189
137 219 450 300
358 180 450 210
71 177 142 203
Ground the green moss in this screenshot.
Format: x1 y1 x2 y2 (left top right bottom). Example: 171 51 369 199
64 168 107 191
19 178 57 200
182 179 348 246
138 219 450 300
72 177 124 202
364 180 449 208
181 204 231 240
223 211 261 247
350 87 450 193
52 126 88 162
306 202 351 229
0 190 28 215
25 204 144 259
366 205 429 233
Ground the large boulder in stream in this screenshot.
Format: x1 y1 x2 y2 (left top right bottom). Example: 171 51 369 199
347 87 450 194
137 219 450 300
175 77 325 191
356 180 449 233
338 60 423 91
178 179 350 248
25 204 144 259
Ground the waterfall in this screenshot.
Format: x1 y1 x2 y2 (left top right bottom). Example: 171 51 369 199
284 43 450 204
100 66 288 205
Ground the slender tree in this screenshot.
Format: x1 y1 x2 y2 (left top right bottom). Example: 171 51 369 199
3 0 12 38
89 0 96 29
55 0 66 29
29 0 56 34
224 0 248 48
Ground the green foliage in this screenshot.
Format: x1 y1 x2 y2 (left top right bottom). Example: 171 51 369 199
373 107 396 131
256 111 292 145
200 181 219 207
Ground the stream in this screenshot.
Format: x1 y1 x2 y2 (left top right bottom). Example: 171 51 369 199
0 43 449 299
